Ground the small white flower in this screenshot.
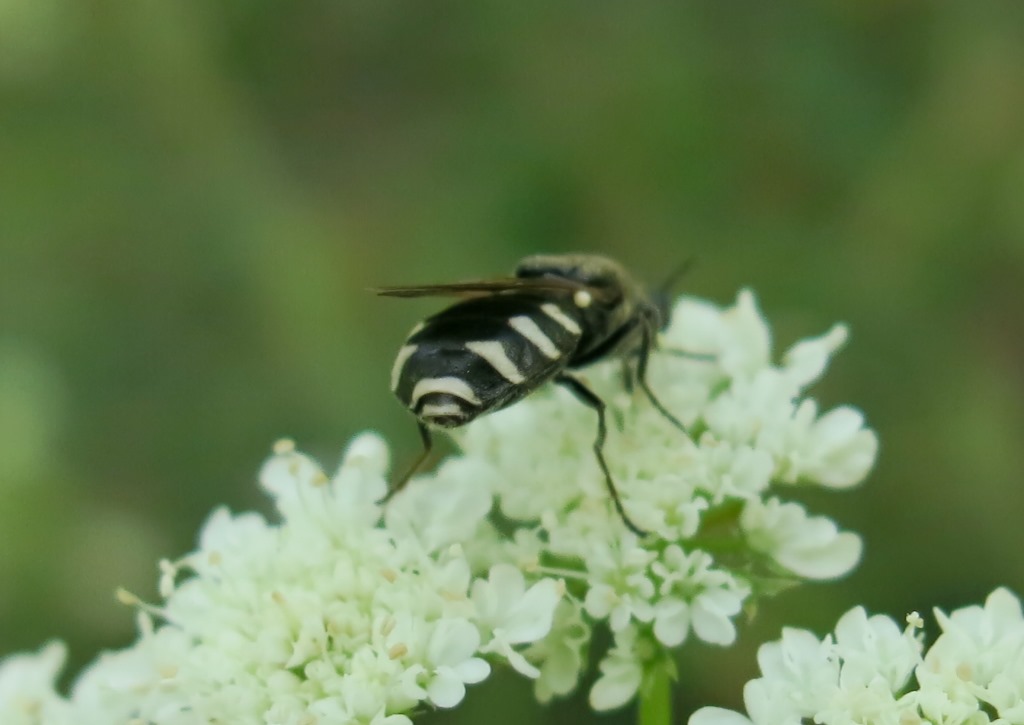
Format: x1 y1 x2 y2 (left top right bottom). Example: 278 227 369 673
743 627 842 722
832 606 919 692
702 369 797 448
651 547 748 646
652 597 690 647
780 323 848 389
690 438 775 502
689 706 755 725
472 564 563 678
527 598 591 704
423 619 490 708
741 497 862 580
71 617 197 723
589 627 646 711
0 642 72 725
583 543 657 632
917 587 1024 721
385 457 494 553
663 289 771 380
768 401 879 489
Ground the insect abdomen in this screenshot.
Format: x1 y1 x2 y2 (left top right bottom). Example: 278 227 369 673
391 295 583 428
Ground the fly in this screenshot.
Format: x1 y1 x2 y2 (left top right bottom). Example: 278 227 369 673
378 253 688 535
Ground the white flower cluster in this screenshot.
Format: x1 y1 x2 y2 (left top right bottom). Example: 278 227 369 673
0 290 877 722
452 290 877 709
692 587 1024 725
0 437 562 725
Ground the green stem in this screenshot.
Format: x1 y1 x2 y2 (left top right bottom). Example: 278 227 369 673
638 665 672 725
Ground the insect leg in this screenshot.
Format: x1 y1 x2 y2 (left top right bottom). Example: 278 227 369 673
636 318 690 435
379 421 433 504
660 348 716 362
620 359 635 393
555 373 646 537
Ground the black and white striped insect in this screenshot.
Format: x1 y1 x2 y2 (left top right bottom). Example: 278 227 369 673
378 253 687 535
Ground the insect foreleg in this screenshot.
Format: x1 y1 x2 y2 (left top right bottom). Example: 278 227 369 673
379 421 433 504
555 373 646 537
636 319 690 435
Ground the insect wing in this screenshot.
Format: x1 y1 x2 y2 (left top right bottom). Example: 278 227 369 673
374 276 589 299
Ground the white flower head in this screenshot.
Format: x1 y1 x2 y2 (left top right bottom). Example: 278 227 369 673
451 290 875 710
692 588 1024 725
0 289 877 720
917 587 1024 722
18 435 562 724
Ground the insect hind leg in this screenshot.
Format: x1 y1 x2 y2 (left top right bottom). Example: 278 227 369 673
660 348 716 363
555 373 646 537
379 421 433 504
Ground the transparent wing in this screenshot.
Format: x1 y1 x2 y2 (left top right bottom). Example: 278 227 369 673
374 276 590 299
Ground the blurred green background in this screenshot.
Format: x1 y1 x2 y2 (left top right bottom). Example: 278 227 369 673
2 1 1023 721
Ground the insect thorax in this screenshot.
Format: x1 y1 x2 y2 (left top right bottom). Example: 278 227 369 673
515 253 650 360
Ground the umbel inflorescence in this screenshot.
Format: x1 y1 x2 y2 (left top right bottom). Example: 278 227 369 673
1 291 877 724
691 587 1024 725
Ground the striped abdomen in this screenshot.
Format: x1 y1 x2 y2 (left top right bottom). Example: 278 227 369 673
390 294 584 428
